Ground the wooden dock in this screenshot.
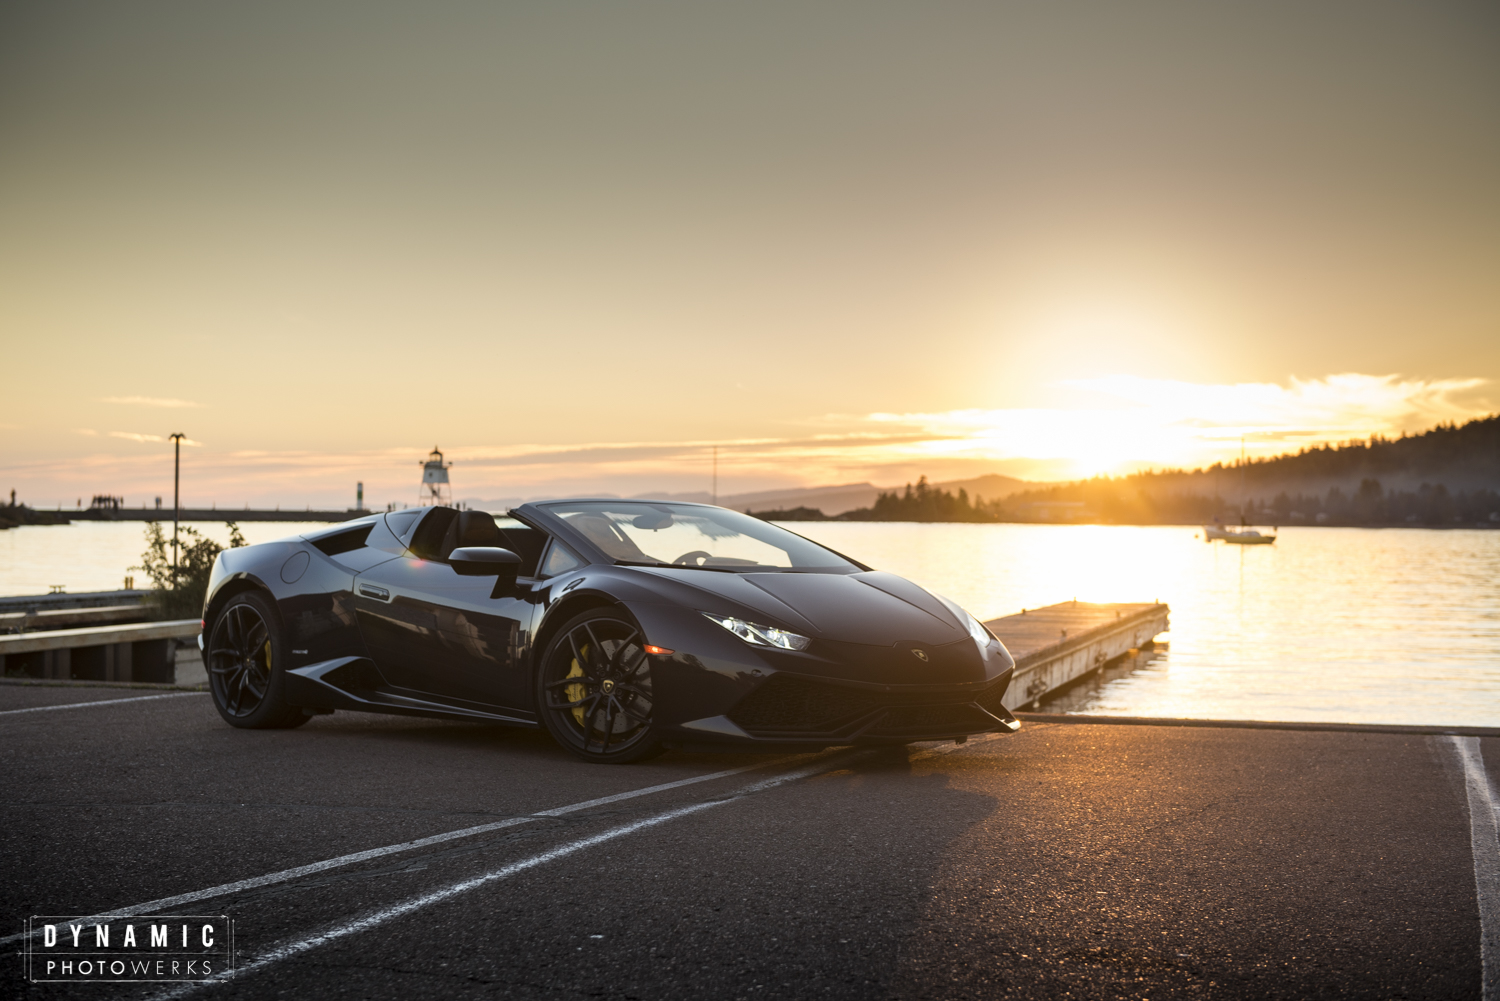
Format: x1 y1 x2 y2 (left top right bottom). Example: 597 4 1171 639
983 600 1170 709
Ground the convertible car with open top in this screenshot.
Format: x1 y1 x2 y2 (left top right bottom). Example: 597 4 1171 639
200 500 1020 762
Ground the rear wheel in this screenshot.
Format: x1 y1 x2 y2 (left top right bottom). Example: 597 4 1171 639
537 609 662 763
206 591 308 729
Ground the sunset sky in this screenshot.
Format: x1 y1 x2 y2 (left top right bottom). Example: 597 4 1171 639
2 2 1496 509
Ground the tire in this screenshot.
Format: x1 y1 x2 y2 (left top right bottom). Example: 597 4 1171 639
205 591 309 729
536 608 664 764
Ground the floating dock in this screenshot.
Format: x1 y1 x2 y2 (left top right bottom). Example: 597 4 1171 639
984 600 1170 709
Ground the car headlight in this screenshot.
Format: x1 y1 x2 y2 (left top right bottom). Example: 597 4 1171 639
932 593 995 650
703 613 812 651
962 610 995 648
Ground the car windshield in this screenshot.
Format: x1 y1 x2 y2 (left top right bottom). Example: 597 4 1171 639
543 501 860 572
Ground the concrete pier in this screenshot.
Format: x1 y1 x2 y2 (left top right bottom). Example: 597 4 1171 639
72 507 362 523
984 600 1170 709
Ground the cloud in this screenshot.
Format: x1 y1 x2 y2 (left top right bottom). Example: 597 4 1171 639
9 373 1489 503
108 432 204 446
866 373 1492 476
101 396 205 408
1059 373 1487 436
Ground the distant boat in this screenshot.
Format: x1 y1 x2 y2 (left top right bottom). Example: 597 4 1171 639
1203 520 1277 545
1200 438 1277 545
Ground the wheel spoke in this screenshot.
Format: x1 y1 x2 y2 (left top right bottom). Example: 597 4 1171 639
243 669 267 700
566 631 591 674
608 630 641 669
544 676 596 690
601 699 618 751
621 649 648 678
234 606 252 652
581 694 604 751
616 703 650 726
581 623 608 674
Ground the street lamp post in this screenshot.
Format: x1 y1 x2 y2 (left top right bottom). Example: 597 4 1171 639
169 433 185 588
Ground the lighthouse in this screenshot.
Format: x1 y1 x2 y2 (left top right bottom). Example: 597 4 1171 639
419 446 452 507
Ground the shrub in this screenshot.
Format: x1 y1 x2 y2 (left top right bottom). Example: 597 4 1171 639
133 521 247 620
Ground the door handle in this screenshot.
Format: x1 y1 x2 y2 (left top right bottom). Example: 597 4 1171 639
358 584 390 600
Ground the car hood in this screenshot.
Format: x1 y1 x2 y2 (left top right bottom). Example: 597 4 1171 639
634 568 967 646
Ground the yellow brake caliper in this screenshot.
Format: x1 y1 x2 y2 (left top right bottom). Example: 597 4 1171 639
565 644 588 726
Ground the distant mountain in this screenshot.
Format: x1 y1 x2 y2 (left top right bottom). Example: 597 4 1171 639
928 473 1034 504
643 474 1036 516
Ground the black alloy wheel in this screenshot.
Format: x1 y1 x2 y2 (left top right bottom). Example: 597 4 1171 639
537 609 662 763
207 592 308 729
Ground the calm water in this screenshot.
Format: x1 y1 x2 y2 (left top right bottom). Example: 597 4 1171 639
3 520 1497 727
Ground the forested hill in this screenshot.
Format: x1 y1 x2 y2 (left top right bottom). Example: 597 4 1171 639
995 414 1499 526
780 414 1500 526
1193 413 1498 493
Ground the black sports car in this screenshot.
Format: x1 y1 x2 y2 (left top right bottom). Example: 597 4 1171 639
200 500 1020 762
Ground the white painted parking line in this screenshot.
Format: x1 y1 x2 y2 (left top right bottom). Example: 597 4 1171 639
0 750 824 948
1451 735 1500 1001
0 692 204 716
148 752 863 999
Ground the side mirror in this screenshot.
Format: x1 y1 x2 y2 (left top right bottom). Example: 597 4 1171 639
449 547 523 598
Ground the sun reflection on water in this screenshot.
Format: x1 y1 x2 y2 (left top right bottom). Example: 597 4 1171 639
787 522 1500 728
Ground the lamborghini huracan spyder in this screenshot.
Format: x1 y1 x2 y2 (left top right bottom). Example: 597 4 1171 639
200 500 1019 762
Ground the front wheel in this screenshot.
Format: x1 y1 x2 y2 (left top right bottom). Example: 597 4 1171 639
536 609 663 763
206 591 309 729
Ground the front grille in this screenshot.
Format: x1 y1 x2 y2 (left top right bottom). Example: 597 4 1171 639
727 672 1012 739
974 674 1013 717
726 676 885 735
868 703 998 737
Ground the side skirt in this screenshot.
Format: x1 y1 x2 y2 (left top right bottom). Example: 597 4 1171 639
284 657 538 726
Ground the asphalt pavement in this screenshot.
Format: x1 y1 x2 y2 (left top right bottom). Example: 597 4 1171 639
0 683 1490 1000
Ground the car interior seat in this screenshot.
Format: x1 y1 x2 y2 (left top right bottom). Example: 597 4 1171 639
457 510 504 548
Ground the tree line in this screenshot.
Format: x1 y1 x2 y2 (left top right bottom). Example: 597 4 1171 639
749 413 1500 527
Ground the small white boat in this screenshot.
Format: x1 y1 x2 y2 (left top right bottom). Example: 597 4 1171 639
1202 441 1277 545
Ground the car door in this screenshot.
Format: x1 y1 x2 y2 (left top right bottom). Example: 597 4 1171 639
351 508 541 713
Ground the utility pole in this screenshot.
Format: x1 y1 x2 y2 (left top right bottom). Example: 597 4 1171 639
169 433 185 588
712 446 718 506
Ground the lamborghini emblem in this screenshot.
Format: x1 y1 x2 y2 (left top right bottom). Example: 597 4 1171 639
911 649 929 662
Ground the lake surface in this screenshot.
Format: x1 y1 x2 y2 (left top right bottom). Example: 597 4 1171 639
3 520 1497 727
